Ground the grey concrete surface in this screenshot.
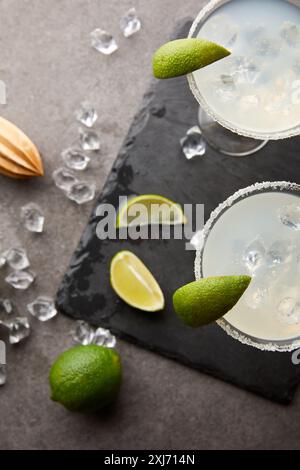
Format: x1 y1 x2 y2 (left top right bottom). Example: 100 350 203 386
0 0 300 450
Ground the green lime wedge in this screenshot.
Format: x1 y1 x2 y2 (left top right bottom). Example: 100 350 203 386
173 276 251 328
153 38 231 79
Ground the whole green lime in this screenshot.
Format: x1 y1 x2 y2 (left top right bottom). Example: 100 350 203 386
49 345 122 413
173 276 251 328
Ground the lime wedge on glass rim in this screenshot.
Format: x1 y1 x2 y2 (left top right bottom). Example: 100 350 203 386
153 38 231 79
173 276 251 328
110 251 165 312
116 194 187 228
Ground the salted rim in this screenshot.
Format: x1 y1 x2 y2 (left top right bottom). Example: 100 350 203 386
194 181 300 352
187 0 300 141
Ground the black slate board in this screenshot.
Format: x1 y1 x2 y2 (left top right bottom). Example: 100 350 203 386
57 21 300 404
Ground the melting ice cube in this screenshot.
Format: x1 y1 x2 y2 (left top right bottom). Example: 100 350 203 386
120 8 141 38
72 320 95 345
5 248 30 271
4 317 31 344
75 102 98 128
266 240 292 266
180 126 206 160
243 238 265 272
67 181 96 205
27 296 57 322
90 29 118 55
280 21 300 47
278 204 300 230
21 203 45 233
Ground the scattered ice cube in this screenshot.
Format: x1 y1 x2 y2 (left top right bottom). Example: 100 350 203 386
266 240 292 266
280 21 300 47
61 148 90 171
90 29 118 55
243 238 265 272
0 299 13 315
0 365 6 386
5 270 35 290
120 8 141 38
278 204 300 230
75 102 98 128
5 248 30 271
277 297 300 325
79 129 101 151
21 203 45 233
72 320 94 345
5 317 30 344
180 126 206 160
53 167 79 191
103 334 116 349
27 296 57 322
71 321 116 347
93 327 116 348
200 14 238 48
67 181 96 205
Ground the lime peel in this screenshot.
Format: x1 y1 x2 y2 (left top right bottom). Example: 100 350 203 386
153 38 231 79
173 275 251 328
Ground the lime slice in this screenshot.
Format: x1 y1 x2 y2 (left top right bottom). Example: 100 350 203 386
110 251 165 312
173 276 251 328
116 194 187 228
153 38 231 79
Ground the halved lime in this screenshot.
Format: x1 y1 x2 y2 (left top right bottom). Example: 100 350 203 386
110 251 165 312
116 194 187 228
153 38 231 79
173 276 251 328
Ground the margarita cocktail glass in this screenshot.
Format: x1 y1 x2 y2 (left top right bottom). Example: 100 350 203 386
188 0 300 156
195 182 300 352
